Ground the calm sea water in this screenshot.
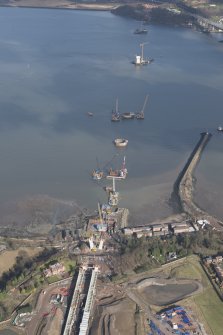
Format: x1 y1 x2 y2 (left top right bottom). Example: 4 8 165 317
0 7 223 224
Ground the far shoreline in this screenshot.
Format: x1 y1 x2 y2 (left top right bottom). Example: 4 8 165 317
0 2 119 12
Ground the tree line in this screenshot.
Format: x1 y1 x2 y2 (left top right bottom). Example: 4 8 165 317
0 247 58 292
113 227 223 275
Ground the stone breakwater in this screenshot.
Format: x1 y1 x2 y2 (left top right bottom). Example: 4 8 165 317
174 132 223 231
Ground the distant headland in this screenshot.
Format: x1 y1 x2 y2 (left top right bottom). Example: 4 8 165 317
0 0 117 11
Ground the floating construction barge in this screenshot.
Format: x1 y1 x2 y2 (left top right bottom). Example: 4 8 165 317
133 43 153 65
106 156 127 180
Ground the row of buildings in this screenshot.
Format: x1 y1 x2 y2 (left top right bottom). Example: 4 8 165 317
204 255 223 288
123 221 195 238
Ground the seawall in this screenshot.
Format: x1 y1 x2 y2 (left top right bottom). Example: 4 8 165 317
173 132 223 231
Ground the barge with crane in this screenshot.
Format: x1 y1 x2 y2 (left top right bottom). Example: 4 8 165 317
135 94 149 120
92 170 104 180
133 43 153 65
111 98 121 122
116 95 149 121
106 156 128 180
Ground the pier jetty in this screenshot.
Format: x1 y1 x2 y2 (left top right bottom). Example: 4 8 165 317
174 132 223 231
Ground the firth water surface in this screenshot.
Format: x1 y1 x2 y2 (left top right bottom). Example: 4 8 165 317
0 7 223 225
0 331 16 335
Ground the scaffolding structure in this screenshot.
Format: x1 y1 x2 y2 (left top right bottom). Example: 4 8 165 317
79 267 99 335
63 266 87 335
62 265 99 335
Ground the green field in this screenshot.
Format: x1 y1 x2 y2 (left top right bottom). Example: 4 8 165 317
195 287 223 335
170 256 223 335
170 258 204 281
170 256 210 287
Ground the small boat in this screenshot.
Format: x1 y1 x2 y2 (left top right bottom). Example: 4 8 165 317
114 138 128 147
106 156 128 180
134 22 148 35
87 112 94 117
111 98 121 122
217 126 223 132
121 112 135 120
134 28 148 35
92 169 104 180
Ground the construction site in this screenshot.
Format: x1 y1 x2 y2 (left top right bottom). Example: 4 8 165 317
15 265 100 335
2 132 223 335
156 306 199 335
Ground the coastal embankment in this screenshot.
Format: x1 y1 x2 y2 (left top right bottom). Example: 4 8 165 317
173 132 223 231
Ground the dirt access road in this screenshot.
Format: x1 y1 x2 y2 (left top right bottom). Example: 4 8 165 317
26 278 71 335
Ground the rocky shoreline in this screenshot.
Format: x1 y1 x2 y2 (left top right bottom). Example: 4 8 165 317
112 4 214 33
